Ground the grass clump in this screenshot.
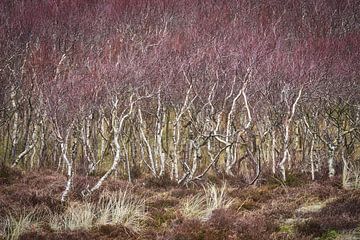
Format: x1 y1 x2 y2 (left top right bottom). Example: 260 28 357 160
96 190 147 232
279 224 295 234
49 189 147 233
316 230 339 240
180 183 233 221
3 211 37 240
181 194 207 219
50 202 94 231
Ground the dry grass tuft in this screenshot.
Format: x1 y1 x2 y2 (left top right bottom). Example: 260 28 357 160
96 190 147 232
50 202 94 231
180 183 233 221
181 194 207 219
2 210 37 240
49 189 147 233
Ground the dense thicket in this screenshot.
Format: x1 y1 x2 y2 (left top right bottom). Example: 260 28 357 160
1 0 359 200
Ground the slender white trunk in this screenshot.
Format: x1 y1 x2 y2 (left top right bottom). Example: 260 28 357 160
82 115 96 173
225 80 250 175
99 114 107 161
60 128 73 202
90 116 121 193
139 141 148 171
138 108 157 176
192 144 201 179
271 132 276 174
38 119 46 168
279 120 290 181
328 144 336 178
158 123 166 176
12 123 39 167
10 86 19 159
310 138 315 181
341 147 349 189
30 132 37 170
156 93 166 176
225 91 241 175
172 121 180 181
81 119 90 170
88 94 135 194
278 88 302 181
171 83 193 181
122 140 131 182
56 146 62 172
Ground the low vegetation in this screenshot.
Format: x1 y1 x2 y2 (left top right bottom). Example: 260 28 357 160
50 203 94 231
181 184 233 221
0 169 359 240
2 211 37 240
96 190 147 232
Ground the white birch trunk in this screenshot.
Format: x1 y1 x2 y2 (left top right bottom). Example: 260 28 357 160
271 131 276 174
341 147 349 189
156 92 166 176
328 144 336 178
99 114 107 161
172 121 180 181
82 115 96 173
310 137 315 181
60 127 73 202
138 108 157 176
88 94 135 194
10 86 19 159
278 88 302 181
12 123 38 167
171 82 193 181
225 77 250 175
279 120 290 181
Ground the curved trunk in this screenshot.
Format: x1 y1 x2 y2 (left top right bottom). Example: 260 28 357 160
87 95 135 194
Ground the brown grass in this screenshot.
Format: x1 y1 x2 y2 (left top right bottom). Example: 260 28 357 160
19 225 137 240
0 168 356 240
296 191 360 237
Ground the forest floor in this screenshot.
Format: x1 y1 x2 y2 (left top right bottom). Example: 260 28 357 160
0 166 360 240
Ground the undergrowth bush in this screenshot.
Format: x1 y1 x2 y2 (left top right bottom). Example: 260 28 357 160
0 165 22 185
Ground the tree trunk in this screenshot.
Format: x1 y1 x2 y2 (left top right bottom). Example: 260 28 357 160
310 137 315 181
60 128 73 202
328 144 336 178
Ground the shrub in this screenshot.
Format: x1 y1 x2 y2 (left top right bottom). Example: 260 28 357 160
166 219 206 240
318 230 340 240
234 212 278 240
296 219 324 237
0 165 22 185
